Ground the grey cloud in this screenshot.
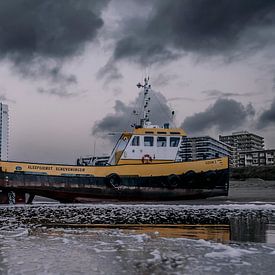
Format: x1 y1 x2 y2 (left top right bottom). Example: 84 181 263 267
113 0 275 63
19 61 79 98
37 87 82 98
152 73 178 87
92 90 173 137
97 60 123 86
257 98 275 129
48 66 77 85
181 98 255 134
202 89 257 99
16 62 78 85
168 96 196 102
0 94 7 101
0 93 15 103
0 87 16 103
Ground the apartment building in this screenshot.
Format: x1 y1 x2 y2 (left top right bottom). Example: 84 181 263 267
219 131 265 167
219 131 264 152
179 136 233 163
239 149 275 167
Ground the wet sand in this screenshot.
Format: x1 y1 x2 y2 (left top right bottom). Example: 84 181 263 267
1 180 275 274
214 179 275 203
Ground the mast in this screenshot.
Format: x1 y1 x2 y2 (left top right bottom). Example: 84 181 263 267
136 76 151 127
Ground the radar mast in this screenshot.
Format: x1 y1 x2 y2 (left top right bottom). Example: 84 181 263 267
136 76 151 128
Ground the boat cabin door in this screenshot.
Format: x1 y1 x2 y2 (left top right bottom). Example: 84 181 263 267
107 134 130 165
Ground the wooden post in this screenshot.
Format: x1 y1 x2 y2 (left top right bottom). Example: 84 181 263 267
0 190 9 204
15 192 26 204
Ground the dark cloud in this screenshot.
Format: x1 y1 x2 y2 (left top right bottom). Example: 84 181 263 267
181 98 255 134
0 0 109 62
92 90 173 138
0 0 109 89
113 0 275 64
114 36 178 64
257 98 275 129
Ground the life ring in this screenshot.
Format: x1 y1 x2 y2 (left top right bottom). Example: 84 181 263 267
142 154 152 164
106 173 121 188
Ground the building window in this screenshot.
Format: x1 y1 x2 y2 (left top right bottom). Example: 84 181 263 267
170 137 180 147
157 137 167 147
131 136 140 146
144 136 154 146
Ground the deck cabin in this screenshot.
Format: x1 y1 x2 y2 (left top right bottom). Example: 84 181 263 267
107 125 186 165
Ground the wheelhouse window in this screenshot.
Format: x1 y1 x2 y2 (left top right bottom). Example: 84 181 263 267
131 136 140 146
157 137 167 147
170 137 180 147
144 136 154 146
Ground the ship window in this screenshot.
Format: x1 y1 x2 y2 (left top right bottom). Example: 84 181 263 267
157 131 166 134
170 137 180 147
157 137 167 147
131 136 140 146
145 131 154 134
144 136 154 146
170 132 181 135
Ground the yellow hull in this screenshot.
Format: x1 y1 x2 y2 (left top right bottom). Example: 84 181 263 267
0 157 229 177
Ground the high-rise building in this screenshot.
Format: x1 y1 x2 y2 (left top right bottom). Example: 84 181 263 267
238 149 275 167
0 103 9 161
179 136 233 163
219 131 265 167
219 131 264 151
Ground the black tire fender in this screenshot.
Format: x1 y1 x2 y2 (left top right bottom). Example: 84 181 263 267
183 170 197 186
167 174 180 189
106 173 121 188
204 171 216 186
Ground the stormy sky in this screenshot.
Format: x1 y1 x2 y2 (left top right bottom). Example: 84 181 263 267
0 0 275 163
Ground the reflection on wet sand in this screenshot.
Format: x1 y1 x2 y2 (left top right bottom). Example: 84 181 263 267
39 213 275 244
38 224 231 242
123 224 230 242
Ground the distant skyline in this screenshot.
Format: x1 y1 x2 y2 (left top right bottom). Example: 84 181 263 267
0 0 274 164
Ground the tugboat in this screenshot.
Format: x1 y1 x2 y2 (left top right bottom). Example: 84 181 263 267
0 77 229 203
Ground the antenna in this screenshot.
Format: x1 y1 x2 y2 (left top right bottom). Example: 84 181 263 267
136 75 151 127
93 140 96 157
